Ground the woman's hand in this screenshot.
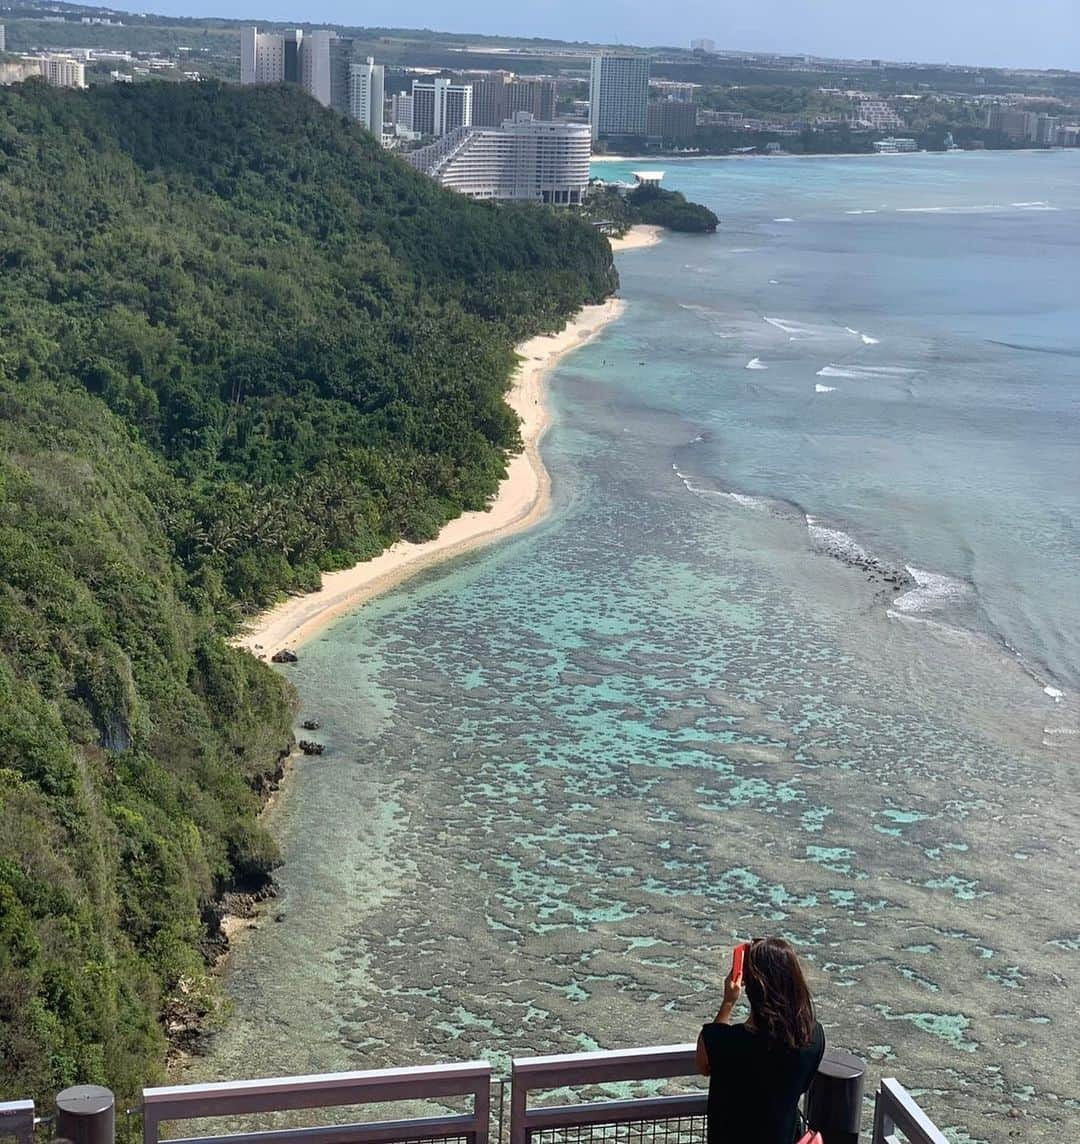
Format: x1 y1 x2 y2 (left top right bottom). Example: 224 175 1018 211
723 970 743 1007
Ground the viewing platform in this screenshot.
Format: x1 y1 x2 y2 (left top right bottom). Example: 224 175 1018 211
1 1042 948 1144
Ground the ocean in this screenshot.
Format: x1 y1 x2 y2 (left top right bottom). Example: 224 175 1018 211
198 152 1080 1142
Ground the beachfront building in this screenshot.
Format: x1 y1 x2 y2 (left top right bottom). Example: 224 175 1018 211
589 54 649 140
349 56 385 136
405 113 591 205
0 25 6 53
411 77 473 137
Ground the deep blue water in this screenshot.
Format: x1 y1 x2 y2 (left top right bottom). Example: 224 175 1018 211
200 153 1080 1143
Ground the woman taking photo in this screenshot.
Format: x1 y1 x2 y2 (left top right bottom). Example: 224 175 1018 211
696 937 825 1144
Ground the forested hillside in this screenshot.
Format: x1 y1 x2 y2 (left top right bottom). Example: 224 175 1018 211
0 80 617 1102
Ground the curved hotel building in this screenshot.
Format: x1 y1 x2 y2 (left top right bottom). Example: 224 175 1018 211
406 115 592 206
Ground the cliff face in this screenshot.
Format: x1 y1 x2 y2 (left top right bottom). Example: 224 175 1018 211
0 80 617 1103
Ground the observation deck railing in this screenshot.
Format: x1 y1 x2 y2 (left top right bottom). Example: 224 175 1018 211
3 1046 950 1144
141 1062 491 1144
872 1077 949 1144
509 1045 704 1144
0 1100 36 1144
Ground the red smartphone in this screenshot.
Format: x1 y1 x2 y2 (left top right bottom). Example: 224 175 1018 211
731 942 750 983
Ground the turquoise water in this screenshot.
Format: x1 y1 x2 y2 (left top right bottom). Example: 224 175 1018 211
199 154 1080 1142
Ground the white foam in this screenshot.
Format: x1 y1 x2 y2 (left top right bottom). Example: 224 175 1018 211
817 364 914 380
806 515 869 562
861 334 880 345
764 316 828 338
769 279 779 285
1011 201 1047 207
679 302 723 317
773 217 795 223
746 357 768 370
1044 686 1064 701
845 209 879 215
815 384 837 393
673 465 769 511
891 566 970 614
844 327 859 336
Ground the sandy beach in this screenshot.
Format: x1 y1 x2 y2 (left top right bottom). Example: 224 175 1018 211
236 295 627 660
609 224 664 252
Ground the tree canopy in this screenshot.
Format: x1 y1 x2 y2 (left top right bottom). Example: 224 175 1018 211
0 79 617 1105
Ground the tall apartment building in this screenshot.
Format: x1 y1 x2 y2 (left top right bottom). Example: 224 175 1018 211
301 30 333 107
647 99 697 143
411 77 472 137
690 38 716 52
0 26 6 53
349 56 385 136
406 114 591 205
391 92 414 131
471 74 556 127
589 54 649 140
239 26 336 109
986 106 1041 143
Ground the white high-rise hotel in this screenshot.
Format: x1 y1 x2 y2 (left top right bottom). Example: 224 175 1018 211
588 54 650 140
405 114 591 206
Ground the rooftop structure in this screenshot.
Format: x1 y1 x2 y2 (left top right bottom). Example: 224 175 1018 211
405 114 591 205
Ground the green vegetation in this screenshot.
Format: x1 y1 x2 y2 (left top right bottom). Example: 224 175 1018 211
584 182 719 235
0 79 616 1105
626 184 718 233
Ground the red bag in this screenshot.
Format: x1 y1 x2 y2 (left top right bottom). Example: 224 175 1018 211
796 1134 824 1144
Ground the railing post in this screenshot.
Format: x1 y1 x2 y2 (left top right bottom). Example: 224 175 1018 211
806 1051 865 1144
508 1061 527 1144
870 1085 891 1144
474 1073 490 1144
56 1087 115 1144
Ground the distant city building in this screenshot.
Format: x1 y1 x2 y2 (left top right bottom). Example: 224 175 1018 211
1035 114 1060 144
470 75 555 127
647 99 697 143
405 113 591 205
872 136 918 153
855 97 905 130
985 106 1044 143
391 92 414 130
349 57 385 136
0 25 6 53
589 54 649 140
3 53 87 88
239 26 334 108
411 77 473 137
651 80 696 102
690 38 716 52
300 30 333 108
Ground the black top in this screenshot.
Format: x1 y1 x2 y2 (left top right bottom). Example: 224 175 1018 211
701 1020 826 1144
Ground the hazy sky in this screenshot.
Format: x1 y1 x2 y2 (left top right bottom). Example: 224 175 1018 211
123 0 1079 70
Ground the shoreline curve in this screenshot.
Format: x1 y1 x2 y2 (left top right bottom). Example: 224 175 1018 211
235 293 630 660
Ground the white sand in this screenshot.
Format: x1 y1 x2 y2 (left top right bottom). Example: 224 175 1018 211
236 298 626 660
610 224 664 252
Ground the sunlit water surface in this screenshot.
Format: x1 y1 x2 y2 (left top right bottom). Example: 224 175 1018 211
196 153 1080 1142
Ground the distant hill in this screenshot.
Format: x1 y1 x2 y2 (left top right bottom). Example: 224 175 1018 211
0 79 616 1102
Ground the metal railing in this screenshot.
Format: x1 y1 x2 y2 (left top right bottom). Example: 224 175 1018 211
142 1062 491 1144
872 1078 949 1144
509 1045 705 1144
0 1101 35 1144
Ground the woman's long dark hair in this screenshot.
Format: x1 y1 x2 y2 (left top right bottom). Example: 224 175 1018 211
742 937 816 1050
